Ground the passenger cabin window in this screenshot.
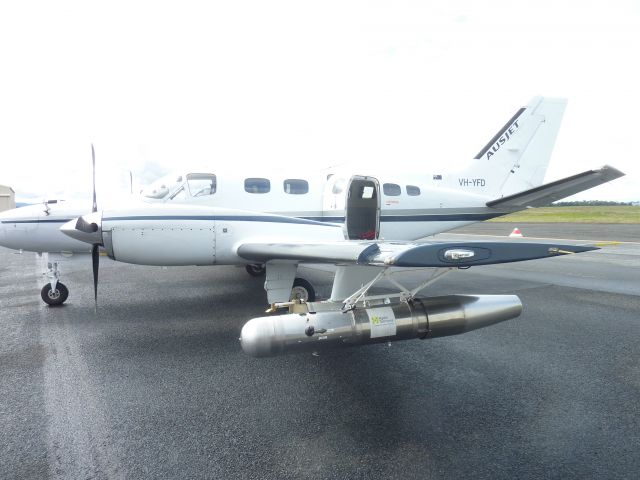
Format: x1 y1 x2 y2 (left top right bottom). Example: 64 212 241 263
245 178 271 194
406 185 421 196
383 183 401 196
187 174 216 197
284 179 309 194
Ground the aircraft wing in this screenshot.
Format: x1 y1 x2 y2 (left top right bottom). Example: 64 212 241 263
486 165 625 209
237 240 597 268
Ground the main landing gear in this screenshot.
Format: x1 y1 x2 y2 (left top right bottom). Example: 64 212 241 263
245 263 316 303
290 278 315 302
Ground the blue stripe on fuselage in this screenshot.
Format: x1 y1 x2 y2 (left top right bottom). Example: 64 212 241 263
103 215 342 227
2 213 504 226
302 213 501 222
0 219 73 224
103 213 503 224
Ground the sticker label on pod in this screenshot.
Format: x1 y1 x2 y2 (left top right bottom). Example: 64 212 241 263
367 306 397 338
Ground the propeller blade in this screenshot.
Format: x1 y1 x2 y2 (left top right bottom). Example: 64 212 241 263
92 243 99 311
92 144 97 213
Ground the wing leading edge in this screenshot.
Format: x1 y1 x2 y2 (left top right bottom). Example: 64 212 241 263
237 241 598 268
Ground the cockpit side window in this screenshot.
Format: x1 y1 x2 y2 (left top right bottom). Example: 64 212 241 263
187 174 217 197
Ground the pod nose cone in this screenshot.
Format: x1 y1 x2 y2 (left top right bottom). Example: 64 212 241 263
60 211 103 245
240 317 277 357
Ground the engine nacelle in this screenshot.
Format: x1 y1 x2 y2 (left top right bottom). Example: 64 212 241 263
102 219 216 266
240 295 522 357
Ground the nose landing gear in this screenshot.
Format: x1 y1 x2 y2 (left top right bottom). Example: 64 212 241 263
40 257 70 306
41 282 69 306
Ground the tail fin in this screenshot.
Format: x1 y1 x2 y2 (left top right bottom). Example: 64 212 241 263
465 97 567 197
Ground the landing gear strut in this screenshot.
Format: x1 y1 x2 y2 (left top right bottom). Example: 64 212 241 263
41 258 69 305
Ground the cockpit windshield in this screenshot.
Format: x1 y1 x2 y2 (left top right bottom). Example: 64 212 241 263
142 173 184 199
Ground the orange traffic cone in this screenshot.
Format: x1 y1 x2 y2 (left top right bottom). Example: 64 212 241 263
509 227 523 238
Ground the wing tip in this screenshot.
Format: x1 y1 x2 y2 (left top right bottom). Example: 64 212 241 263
598 165 625 179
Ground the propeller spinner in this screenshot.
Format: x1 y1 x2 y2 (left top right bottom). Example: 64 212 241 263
60 210 104 310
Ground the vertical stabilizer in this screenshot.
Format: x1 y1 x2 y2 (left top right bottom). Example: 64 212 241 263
465 97 567 197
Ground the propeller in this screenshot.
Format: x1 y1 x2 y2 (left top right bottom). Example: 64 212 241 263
92 144 97 213
91 144 99 311
92 243 99 311
57 145 104 310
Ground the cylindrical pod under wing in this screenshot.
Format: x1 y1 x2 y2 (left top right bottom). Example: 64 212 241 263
240 294 522 357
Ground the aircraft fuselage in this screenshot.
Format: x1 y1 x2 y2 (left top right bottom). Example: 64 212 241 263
0 168 502 254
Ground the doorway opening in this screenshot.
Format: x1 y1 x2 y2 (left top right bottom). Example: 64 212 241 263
345 176 380 240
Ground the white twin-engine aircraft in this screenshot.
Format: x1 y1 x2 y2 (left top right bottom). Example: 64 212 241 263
2 97 624 357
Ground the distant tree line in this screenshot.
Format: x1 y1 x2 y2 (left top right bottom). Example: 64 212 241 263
551 200 635 206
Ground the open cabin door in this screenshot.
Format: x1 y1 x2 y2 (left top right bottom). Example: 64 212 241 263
345 176 380 240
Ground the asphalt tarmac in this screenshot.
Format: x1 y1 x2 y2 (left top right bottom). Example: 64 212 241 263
1 224 639 479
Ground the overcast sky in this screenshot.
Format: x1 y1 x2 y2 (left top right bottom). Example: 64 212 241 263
1 0 638 204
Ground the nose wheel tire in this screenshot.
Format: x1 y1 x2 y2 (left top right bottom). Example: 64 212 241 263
41 282 69 306
245 264 266 277
290 278 316 302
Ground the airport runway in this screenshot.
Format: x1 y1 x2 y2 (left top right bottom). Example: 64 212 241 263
1 224 639 479
451 222 639 242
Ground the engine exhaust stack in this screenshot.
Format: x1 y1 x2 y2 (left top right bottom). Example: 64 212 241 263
240 294 522 357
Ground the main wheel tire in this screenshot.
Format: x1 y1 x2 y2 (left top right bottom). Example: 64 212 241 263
245 264 266 277
41 282 69 306
290 278 316 302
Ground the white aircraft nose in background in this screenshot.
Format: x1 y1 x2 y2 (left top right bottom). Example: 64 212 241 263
0 202 92 253
0 204 43 251
0 200 97 306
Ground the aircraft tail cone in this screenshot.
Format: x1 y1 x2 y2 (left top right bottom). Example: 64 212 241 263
509 227 523 238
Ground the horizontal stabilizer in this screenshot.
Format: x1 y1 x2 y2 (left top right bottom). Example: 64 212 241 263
237 241 598 268
486 165 625 209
